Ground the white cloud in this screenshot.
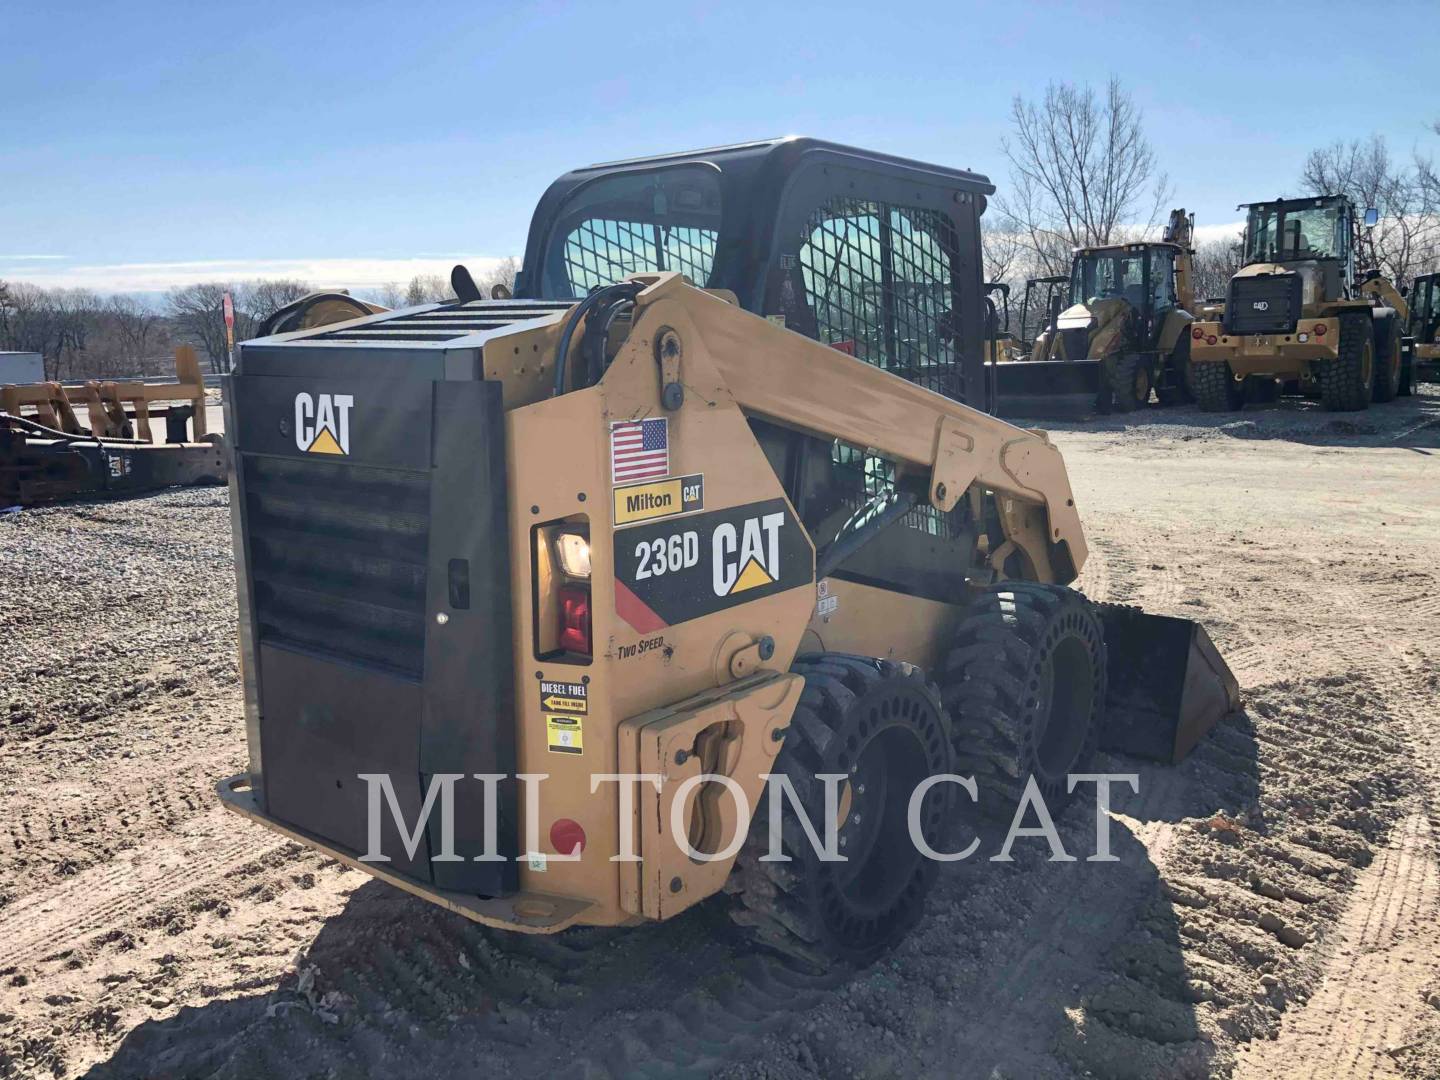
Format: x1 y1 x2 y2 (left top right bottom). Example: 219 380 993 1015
0 255 515 294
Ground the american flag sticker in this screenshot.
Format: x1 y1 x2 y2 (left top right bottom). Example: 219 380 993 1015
610 418 669 484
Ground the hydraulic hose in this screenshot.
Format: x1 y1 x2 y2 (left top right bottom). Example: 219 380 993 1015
551 282 644 397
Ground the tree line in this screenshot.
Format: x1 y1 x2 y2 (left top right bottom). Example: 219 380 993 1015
0 258 517 381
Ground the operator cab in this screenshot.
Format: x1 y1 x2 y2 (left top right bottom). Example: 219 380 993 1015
1409 273 1440 344
1067 243 1180 343
516 137 994 407
1242 195 1351 265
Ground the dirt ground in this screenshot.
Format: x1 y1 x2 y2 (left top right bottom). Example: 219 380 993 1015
2 388 1439 1080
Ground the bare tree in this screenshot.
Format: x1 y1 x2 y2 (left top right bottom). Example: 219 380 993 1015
981 212 1028 287
1300 135 1440 286
241 278 312 333
166 283 235 373
105 294 167 374
999 78 1172 276
1189 234 1245 303
404 274 452 306
0 284 99 379
479 256 519 296
370 282 409 309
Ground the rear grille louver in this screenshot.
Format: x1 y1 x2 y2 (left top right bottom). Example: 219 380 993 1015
244 455 431 679
313 300 573 343
1224 274 1303 336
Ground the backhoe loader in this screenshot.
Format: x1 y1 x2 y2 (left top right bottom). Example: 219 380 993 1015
1188 195 1403 411
990 211 1199 415
218 138 1236 969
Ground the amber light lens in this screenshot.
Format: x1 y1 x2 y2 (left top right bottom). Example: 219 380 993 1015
1192 326 1204 340
1314 323 1327 336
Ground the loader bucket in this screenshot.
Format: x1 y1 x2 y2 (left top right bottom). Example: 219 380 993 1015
988 358 1103 419
1097 605 1240 763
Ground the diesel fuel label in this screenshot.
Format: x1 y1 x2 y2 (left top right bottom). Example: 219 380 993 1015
539 680 587 714
613 473 703 527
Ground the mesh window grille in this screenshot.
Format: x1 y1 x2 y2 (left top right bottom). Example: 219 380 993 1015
798 198 961 397
800 198 964 539
562 220 717 298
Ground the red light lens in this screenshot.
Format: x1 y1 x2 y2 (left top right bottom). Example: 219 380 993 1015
1191 326 1204 340
1206 335 1217 345
550 818 586 856
1314 323 1327 336
558 585 591 655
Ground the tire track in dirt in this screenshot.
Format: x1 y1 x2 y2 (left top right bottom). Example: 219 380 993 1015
0 810 288 971
1238 814 1440 1080
1233 616 1440 1078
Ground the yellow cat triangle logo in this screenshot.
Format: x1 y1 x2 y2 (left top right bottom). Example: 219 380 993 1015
306 427 345 455
729 556 775 594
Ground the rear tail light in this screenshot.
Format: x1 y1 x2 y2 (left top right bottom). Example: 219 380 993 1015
1206 335 1218 345
558 585 592 655
1314 323 1327 336
1191 326 1204 340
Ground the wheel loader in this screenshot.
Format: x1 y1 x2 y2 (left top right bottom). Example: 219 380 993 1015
217 138 1237 969
990 210 1199 416
1188 195 1404 411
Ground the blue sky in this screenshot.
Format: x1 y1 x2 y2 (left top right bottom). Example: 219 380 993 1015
3 0 1435 293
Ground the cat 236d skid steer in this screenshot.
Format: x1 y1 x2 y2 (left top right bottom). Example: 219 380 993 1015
218 138 1237 968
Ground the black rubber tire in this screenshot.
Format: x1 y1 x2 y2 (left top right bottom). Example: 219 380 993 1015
1317 313 1373 411
1105 353 1146 413
1372 317 1401 403
1399 342 1414 397
1155 335 1193 406
726 655 952 971
938 583 1107 812
1192 359 1244 412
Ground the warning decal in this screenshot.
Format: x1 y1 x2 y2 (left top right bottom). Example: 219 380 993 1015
546 714 583 755
613 498 812 632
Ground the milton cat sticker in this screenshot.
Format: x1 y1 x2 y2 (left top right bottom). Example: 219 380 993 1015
613 498 812 632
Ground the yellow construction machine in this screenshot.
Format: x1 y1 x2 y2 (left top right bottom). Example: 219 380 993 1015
1403 271 1439 387
991 211 1199 415
1188 195 1404 411
218 139 1236 969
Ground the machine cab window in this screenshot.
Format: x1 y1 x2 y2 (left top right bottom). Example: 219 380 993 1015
795 196 961 398
1149 248 1177 311
538 164 723 298
1242 197 1348 263
1071 250 1146 308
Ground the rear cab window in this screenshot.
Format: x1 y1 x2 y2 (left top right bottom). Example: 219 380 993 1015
539 165 723 298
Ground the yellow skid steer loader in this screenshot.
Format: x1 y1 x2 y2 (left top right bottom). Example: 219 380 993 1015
219 138 1237 969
